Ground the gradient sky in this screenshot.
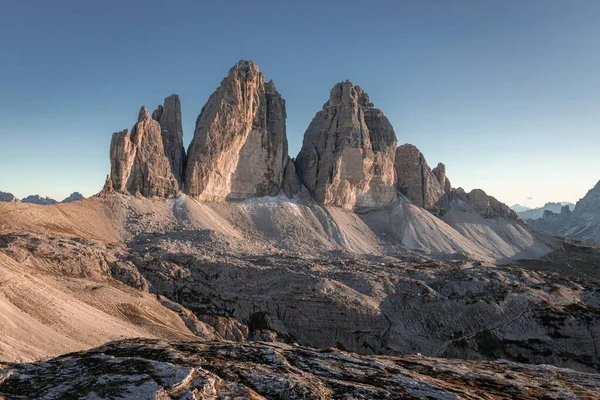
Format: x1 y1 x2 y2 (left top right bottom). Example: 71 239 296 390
1 1 599 207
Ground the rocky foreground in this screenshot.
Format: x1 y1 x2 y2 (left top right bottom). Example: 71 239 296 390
1 339 599 399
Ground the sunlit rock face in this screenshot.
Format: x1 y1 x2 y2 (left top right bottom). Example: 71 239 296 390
295 80 397 210
185 60 288 201
109 106 179 198
152 94 186 186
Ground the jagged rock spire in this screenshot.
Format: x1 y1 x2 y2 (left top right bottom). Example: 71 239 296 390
152 94 186 185
295 80 397 210
109 106 179 198
394 144 446 210
185 60 288 201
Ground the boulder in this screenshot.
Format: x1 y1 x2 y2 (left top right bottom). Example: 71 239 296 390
185 60 288 201
295 80 397 210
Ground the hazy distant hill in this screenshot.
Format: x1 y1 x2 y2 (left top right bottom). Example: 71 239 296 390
529 180 600 243
517 201 575 220
0 191 18 202
510 204 531 213
21 195 57 205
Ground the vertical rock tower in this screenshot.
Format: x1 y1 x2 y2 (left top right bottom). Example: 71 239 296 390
295 81 397 210
394 144 447 210
109 107 179 198
185 60 288 201
152 94 186 186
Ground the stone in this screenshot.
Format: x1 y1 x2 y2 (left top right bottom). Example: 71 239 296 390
295 80 397 210
185 60 288 201
152 94 186 185
394 144 446 210
109 107 179 198
2 339 599 399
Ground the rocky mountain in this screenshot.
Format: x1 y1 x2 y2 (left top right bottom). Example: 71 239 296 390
2 59 600 396
0 191 18 202
510 204 531 213
529 180 600 243
185 60 288 201
108 106 180 198
295 80 397 210
61 192 84 203
394 143 448 210
2 339 598 399
20 194 57 205
518 201 575 220
152 94 186 185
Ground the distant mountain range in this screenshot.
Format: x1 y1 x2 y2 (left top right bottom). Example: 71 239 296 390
528 181 600 243
511 201 575 220
0 192 84 205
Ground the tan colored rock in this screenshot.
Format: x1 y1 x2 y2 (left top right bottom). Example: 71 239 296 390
432 162 451 193
185 60 288 201
295 81 397 210
109 130 136 193
394 144 446 210
152 94 186 185
109 107 179 198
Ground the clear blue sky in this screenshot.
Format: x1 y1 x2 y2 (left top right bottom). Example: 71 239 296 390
1 0 599 207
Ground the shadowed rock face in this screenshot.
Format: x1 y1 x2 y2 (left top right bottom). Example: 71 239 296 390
1 339 599 399
185 60 288 201
394 144 446 210
152 94 186 185
109 107 179 198
295 81 397 210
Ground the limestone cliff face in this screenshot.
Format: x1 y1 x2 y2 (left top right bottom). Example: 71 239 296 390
152 95 186 185
109 107 179 198
295 81 397 210
185 60 288 201
394 144 446 210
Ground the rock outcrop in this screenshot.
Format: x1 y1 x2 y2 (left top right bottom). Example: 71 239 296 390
152 95 186 185
185 60 288 201
3 339 599 400
61 192 84 203
0 191 18 202
109 107 179 198
394 144 446 210
295 81 397 210
21 195 57 205
445 188 517 219
432 162 451 192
